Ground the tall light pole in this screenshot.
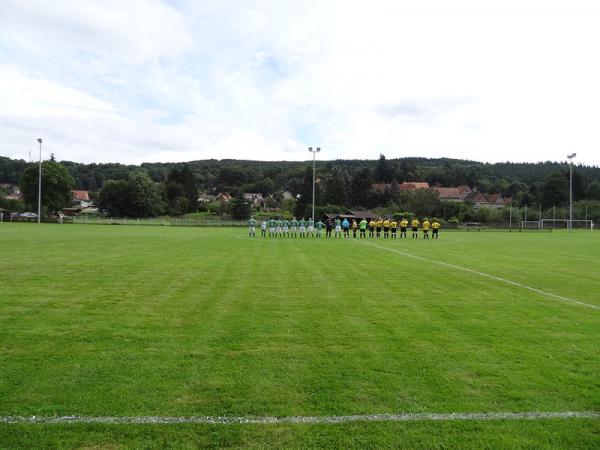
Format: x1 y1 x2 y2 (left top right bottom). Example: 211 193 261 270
308 146 321 222
567 153 576 233
37 138 42 224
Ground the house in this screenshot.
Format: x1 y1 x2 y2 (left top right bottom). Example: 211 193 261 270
464 191 488 207
61 206 83 217
215 193 232 203
464 191 512 209
348 210 379 220
432 187 463 201
486 193 513 209
399 182 430 191
198 193 216 203
71 190 94 208
72 190 90 202
432 185 474 202
1 184 22 200
371 182 429 192
323 209 378 221
243 193 265 208
371 183 391 192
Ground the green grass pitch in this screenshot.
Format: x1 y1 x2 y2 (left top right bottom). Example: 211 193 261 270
0 224 599 448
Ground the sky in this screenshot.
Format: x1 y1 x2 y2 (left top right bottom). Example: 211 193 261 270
1 0 599 166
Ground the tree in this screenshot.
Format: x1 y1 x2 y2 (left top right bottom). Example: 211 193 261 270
540 171 568 208
294 167 313 217
376 154 394 182
230 194 251 220
322 169 348 206
585 181 600 200
350 168 374 207
97 179 128 216
217 167 246 186
164 165 198 215
98 171 165 217
20 160 75 215
407 188 440 217
572 170 585 200
127 171 165 217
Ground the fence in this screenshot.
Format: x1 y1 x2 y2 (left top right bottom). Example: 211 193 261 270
70 216 247 227
11 216 589 231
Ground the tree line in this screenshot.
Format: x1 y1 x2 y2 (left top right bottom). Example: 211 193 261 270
2 154 600 221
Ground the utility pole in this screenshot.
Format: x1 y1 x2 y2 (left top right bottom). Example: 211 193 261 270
308 146 321 223
567 153 576 233
37 138 42 223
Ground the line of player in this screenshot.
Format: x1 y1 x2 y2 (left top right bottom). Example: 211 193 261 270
246 217 441 239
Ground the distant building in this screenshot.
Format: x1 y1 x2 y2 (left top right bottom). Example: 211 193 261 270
71 190 93 208
399 182 430 190
432 185 473 202
215 193 232 203
463 191 512 209
1 184 22 200
198 193 216 203
243 193 265 208
323 209 378 221
371 182 430 192
371 183 391 192
72 190 90 202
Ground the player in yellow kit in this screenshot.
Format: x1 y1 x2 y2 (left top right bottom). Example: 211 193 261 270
390 219 398 238
375 218 383 238
399 218 408 238
375 217 383 237
422 219 431 239
431 220 441 239
368 219 376 238
382 218 390 238
411 218 420 239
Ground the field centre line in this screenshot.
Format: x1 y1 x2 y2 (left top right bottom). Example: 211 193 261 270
356 240 599 310
1 411 598 425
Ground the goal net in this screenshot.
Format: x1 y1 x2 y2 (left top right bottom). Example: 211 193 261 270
540 219 594 230
520 220 541 230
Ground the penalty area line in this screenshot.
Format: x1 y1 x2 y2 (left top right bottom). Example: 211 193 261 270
356 240 599 310
1 411 598 425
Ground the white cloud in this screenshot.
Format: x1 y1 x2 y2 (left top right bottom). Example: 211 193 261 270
0 0 191 63
0 65 115 118
1 0 600 166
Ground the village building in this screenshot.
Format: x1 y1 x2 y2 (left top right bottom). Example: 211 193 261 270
243 192 265 208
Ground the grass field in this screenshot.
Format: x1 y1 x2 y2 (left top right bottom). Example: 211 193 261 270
0 224 599 448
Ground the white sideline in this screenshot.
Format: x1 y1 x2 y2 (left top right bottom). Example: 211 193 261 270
357 241 599 310
1 411 598 425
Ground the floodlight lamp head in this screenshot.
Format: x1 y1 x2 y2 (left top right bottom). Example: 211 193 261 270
567 153 576 159
308 147 313 152
37 138 42 143
316 147 321 152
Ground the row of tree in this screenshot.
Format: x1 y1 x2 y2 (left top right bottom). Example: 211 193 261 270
4 155 600 221
4 154 600 196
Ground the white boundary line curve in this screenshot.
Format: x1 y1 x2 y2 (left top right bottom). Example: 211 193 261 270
1 411 598 425
356 241 599 310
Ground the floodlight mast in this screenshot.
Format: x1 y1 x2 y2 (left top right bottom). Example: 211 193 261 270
37 138 42 224
308 147 321 224
567 153 577 233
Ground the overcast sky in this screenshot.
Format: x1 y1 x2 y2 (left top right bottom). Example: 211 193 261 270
1 0 599 166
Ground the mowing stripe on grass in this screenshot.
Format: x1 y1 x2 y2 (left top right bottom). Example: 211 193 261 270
357 241 599 310
1 411 598 424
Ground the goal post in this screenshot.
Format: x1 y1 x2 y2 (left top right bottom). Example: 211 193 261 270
540 219 594 230
520 220 541 230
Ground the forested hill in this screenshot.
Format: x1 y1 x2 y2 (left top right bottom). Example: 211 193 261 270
1 155 599 196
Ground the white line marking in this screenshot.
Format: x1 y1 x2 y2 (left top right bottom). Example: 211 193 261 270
357 241 599 310
1 411 598 424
